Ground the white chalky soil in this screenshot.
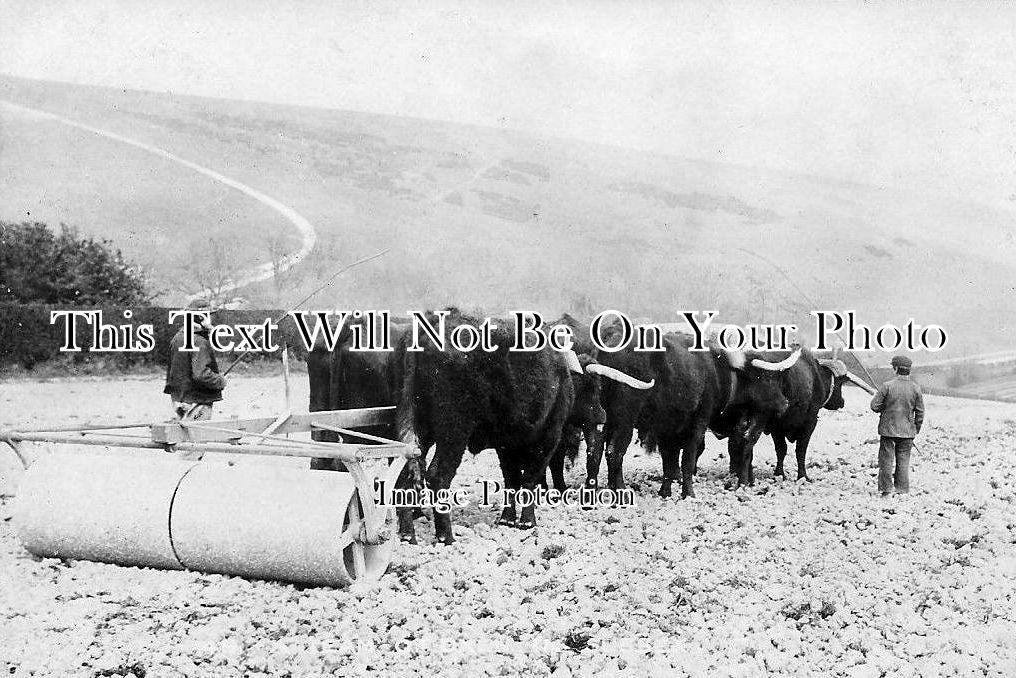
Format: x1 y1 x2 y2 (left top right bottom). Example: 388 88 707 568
1 377 1015 677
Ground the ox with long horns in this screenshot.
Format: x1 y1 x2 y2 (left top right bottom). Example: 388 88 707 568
584 322 803 499
728 348 875 486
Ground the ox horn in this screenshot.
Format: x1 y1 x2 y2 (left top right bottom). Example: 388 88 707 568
564 349 584 374
818 358 847 377
723 349 746 370
585 364 655 389
845 371 877 394
750 348 802 372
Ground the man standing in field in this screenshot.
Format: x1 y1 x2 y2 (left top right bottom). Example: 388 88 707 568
870 355 925 496
164 299 227 460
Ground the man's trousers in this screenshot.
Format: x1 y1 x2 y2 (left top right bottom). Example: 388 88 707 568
878 436 913 494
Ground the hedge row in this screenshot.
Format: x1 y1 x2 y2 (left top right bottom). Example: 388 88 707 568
0 304 314 370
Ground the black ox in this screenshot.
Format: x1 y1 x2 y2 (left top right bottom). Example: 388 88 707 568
307 310 603 545
392 311 589 544
585 325 804 499
728 348 874 486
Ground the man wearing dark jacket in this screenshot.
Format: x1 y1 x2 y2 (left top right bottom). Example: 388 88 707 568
870 355 925 496
164 300 226 461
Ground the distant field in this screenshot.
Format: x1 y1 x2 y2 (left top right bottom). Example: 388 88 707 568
947 375 1016 402
2 75 1015 358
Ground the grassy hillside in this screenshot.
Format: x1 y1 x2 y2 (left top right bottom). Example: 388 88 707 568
1 75 1014 360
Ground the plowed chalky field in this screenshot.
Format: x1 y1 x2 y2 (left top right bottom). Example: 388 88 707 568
1 377 1014 677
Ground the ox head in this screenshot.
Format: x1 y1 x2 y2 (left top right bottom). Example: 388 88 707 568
725 347 803 429
817 358 876 410
560 350 608 456
570 353 608 450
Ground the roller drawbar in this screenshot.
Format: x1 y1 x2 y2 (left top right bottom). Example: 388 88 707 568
14 453 395 587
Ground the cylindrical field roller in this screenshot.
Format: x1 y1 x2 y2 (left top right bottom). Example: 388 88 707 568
14 453 395 587
14 453 194 570
170 463 394 586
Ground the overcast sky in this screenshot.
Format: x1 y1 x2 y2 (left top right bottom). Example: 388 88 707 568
3 1 1016 206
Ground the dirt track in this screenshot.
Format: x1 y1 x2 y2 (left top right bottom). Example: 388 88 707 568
2 377 1015 677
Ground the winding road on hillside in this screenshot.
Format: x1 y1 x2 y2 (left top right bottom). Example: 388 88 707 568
0 99 317 301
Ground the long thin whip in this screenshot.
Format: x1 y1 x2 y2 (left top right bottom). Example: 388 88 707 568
220 248 390 376
735 248 923 451
735 247 881 388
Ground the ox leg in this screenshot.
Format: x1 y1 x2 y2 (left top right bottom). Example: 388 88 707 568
773 434 788 479
549 425 580 493
736 441 756 487
519 414 568 529
693 438 706 476
427 441 466 545
548 445 566 494
585 422 612 497
724 437 744 490
307 346 342 445
396 447 429 545
412 451 429 519
496 447 522 527
727 437 741 476
397 508 417 544
795 424 816 482
581 424 606 509
658 436 680 499
681 427 708 499
736 416 767 488
517 448 555 529
605 428 635 492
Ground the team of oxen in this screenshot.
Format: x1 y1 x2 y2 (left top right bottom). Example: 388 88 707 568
307 310 872 544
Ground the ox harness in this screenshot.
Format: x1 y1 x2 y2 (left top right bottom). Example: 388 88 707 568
820 371 836 408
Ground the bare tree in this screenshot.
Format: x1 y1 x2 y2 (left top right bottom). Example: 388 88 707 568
175 237 244 306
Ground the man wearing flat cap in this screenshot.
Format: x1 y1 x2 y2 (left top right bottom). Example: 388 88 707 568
869 355 925 496
163 298 227 460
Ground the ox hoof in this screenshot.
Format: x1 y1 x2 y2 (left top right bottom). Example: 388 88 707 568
797 475 812 484
519 507 537 529
497 507 517 527
774 470 786 479
434 529 456 545
400 532 418 545
658 484 673 499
